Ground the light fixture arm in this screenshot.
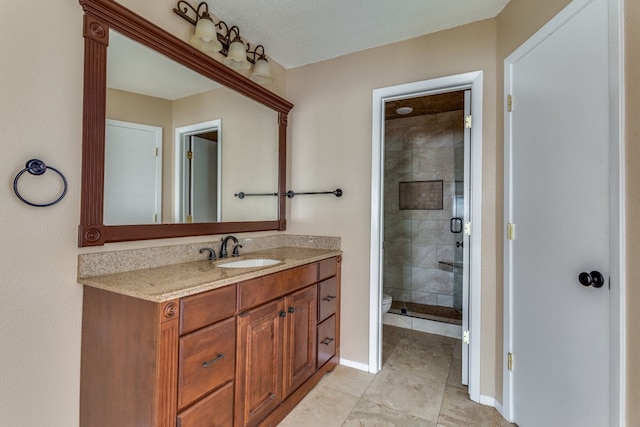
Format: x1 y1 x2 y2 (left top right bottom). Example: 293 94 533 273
247 44 267 64
215 22 242 56
173 0 210 26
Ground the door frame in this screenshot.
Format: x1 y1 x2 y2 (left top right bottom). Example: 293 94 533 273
370 71 484 403
174 119 222 223
502 0 625 423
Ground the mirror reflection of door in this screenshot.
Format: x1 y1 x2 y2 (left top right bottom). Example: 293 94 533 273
104 119 162 225
175 120 222 223
187 133 218 223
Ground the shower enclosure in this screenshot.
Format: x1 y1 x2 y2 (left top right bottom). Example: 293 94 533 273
382 91 466 324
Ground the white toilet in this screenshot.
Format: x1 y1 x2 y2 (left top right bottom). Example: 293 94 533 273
382 293 392 313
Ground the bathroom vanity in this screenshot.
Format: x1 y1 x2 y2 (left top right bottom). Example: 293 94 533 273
78 247 341 427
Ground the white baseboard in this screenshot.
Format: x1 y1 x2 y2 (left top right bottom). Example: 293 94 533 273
339 358 370 372
479 394 504 415
479 395 496 407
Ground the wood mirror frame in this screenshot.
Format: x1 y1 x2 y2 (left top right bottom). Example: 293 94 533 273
78 0 293 247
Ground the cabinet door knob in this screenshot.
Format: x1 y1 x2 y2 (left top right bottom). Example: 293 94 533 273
288 306 295 313
279 310 287 317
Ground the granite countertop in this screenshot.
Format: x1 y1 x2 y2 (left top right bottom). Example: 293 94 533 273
78 247 342 302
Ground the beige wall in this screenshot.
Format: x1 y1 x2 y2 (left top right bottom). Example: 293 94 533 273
285 19 499 395
625 0 640 424
0 1 84 425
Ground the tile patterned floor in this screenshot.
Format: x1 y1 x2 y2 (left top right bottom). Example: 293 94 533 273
278 325 514 427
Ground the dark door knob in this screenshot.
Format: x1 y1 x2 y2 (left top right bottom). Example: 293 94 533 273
578 271 605 288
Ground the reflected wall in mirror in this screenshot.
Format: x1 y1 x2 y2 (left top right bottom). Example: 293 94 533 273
79 0 293 246
105 30 279 225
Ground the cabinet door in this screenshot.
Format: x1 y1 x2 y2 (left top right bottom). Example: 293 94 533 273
235 299 284 427
283 285 317 398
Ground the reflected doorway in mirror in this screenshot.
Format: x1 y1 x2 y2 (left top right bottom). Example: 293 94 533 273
174 120 222 223
104 119 162 225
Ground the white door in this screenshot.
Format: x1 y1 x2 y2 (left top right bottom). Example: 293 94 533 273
505 0 610 425
104 119 162 225
189 135 218 223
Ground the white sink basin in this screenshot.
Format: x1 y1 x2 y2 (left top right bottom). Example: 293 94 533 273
218 258 282 268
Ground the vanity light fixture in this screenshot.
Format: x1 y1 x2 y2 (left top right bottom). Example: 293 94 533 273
186 2 222 53
248 45 273 84
173 1 273 84
223 25 251 71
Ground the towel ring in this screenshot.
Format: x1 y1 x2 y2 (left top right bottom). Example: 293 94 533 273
13 159 68 207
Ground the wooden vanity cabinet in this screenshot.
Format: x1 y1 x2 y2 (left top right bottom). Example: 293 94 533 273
80 256 341 427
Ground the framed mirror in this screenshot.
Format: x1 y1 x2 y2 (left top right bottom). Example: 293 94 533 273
78 0 293 246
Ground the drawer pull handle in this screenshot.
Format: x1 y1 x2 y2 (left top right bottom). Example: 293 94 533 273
320 337 335 346
322 295 336 302
202 353 225 368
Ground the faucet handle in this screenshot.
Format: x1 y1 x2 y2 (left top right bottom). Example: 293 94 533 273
199 247 217 260
232 244 243 257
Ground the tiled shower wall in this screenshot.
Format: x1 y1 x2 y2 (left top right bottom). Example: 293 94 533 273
383 110 464 308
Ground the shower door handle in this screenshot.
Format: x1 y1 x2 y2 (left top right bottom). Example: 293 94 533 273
450 217 463 233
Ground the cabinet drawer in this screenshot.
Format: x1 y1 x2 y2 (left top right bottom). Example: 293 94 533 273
178 317 236 410
318 277 338 322
238 263 317 311
318 257 337 281
180 285 236 335
177 381 234 427
317 315 336 368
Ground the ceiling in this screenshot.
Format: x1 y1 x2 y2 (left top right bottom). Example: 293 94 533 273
203 0 510 69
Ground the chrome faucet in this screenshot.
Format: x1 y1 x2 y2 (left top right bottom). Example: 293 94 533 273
220 235 241 258
199 247 216 260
